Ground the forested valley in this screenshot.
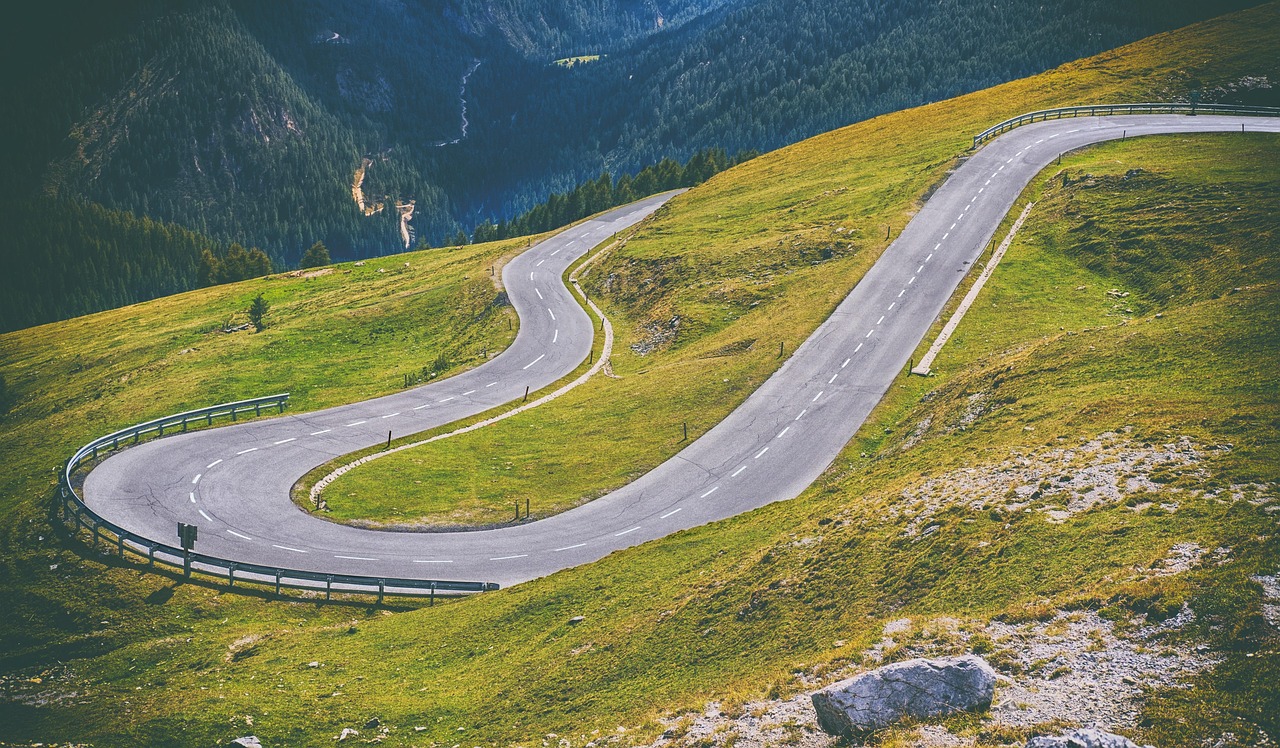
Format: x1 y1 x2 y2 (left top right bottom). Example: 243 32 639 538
1 0 1267 332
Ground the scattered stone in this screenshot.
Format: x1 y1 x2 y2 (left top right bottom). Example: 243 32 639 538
337 727 359 741
810 655 996 735
230 737 262 748
1026 727 1151 748
568 616 586 624
308 661 321 668
364 716 381 729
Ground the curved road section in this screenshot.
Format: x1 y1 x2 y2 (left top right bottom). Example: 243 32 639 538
85 116 1278 588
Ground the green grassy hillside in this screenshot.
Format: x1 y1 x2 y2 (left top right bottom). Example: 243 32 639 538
1 5 1278 746
323 3 1280 528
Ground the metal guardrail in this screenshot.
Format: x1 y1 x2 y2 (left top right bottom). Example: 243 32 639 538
58 394 499 602
972 102 1280 148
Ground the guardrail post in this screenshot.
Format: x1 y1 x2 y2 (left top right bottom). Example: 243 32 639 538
148 544 156 567
182 417 188 432
117 533 125 557
277 399 286 414
91 445 98 461
275 569 282 597
183 550 191 579
228 563 236 588
91 521 100 549
255 403 262 416
158 423 164 437
207 412 213 426
113 435 119 450
325 575 333 601
377 579 385 605
232 407 238 422
134 430 140 444
430 581 436 607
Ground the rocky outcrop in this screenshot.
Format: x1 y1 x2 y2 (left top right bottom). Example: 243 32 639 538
1026 728 1152 748
229 737 262 748
810 655 996 735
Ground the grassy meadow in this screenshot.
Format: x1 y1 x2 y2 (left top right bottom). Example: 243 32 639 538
0 5 1278 746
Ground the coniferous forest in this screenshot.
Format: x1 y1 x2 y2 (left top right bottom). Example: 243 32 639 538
0 0 1269 332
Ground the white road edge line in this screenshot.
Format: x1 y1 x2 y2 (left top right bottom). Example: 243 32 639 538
227 530 251 540
198 510 212 521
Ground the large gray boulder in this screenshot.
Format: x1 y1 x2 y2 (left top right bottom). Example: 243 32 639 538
1026 728 1153 748
811 655 996 735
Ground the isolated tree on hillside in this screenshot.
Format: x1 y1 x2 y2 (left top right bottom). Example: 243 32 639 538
248 294 270 332
197 248 221 287
300 241 331 269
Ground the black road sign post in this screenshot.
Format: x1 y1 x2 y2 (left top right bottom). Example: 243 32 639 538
178 523 198 578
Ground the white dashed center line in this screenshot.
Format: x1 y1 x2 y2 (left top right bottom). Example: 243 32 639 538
934 243 941 251
909 276 916 284
189 492 195 504
660 508 683 519
777 426 791 439
206 459 222 469
335 555 378 561
547 308 556 320
855 342 864 352
198 510 212 521
191 474 201 484
227 530 251 540
795 409 807 421
535 288 543 299
413 404 430 410
754 446 770 459
925 253 933 262
382 412 399 418
917 265 924 273
439 396 456 403
888 303 896 311
553 329 559 343
701 486 720 498
491 554 529 561
310 429 332 435
898 289 906 298
523 354 545 370
841 358 850 368
274 438 296 445
554 543 587 552
614 527 640 537
486 382 498 387
273 544 306 553
828 373 839 384
462 390 476 396
866 329 875 338
237 447 258 455
732 465 748 477
536 259 545 266
877 315 885 325
812 390 824 402
412 559 453 563
345 421 366 427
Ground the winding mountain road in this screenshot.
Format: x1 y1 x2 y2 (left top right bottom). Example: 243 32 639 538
84 115 1279 588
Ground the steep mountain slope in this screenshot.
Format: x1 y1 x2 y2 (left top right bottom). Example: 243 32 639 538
0 1 1268 326
0 7 1276 746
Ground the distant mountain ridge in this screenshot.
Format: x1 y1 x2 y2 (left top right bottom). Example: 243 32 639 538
0 0 1269 333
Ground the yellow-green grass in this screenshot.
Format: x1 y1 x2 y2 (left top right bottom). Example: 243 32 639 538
322 3 1280 527
552 54 602 67
7 130 1277 747
2 6 1279 746
0 238 530 662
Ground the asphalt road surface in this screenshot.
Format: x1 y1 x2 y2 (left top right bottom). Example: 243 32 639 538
84 115 1279 588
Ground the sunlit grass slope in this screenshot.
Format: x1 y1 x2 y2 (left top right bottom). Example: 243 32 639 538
324 3 1280 527
0 5 1277 746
